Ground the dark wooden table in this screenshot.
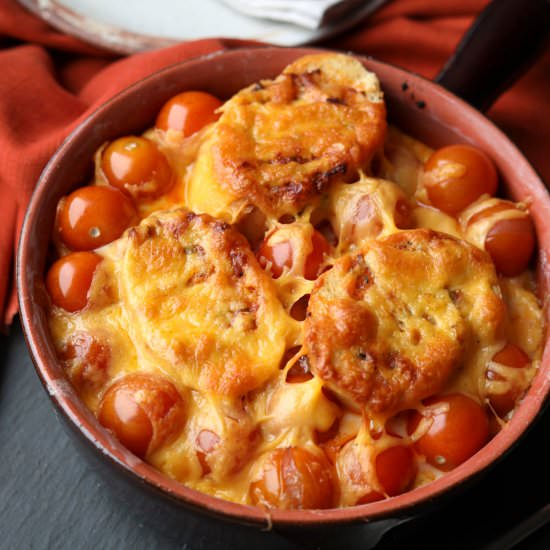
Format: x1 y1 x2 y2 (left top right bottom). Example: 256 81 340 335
2 319 549 549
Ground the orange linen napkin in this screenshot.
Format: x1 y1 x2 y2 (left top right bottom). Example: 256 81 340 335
1 0 549 328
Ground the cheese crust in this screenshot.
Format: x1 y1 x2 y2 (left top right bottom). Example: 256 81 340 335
46 53 544 510
304 229 505 413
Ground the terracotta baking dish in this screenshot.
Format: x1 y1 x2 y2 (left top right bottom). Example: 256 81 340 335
15 4 550 546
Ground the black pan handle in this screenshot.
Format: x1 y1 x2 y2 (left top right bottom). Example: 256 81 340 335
435 0 550 112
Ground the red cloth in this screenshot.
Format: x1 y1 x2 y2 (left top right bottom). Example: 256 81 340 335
1 0 549 328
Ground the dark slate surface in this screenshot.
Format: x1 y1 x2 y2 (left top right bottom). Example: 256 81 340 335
1 319 549 550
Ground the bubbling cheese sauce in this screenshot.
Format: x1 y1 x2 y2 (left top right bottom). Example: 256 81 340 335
46 54 544 510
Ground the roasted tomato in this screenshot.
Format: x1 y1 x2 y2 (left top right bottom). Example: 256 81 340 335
98 373 186 458
58 185 137 250
155 91 222 135
257 228 330 280
408 394 489 471
250 447 334 509
423 144 498 214
486 344 531 417
59 331 110 390
102 136 174 200
375 445 417 497
46 252 101 312
463 198 535 276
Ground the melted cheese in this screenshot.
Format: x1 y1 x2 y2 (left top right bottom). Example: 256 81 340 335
46 53 545 510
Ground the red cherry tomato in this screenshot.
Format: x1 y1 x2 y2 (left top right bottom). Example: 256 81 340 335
46 252 101 312
408 394 489 471
249 447 334 509
58 186 137 250
487 344 530 417
423 144 498 214
375 445 417 496
98 373 185 459
102 136 174 199
485 217 535 276
257 229 330 280
304 230 331 280
155 91 222 135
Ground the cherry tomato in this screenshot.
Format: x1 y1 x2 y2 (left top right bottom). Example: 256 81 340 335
59 331 110 390
423 144 498 214
408 394 489 471
487 344 530 417
375 445 417 496
485 218 535 276
102 136 174 199
249 447 334 509
257 229 330 280
155 91 222 135
304 231 331 279
58 185 137 250
98 373 185 458
46 252 101 312
394 198 413 229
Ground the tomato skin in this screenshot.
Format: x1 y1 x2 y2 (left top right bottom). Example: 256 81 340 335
249 447 334 509
257 229 330 280
257 237 292 278
423 144 498 214
102 136 174 200
375 445 417 496
59 331 110 390
304 230 331 280
408 394 489 471
46 252 101 312
485 217 535 276
98 373 185 459
58 186 137 250
487 344 530 417
155 91 222 135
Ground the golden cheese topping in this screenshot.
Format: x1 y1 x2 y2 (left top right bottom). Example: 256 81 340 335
45 53 544 510
187 53 386 221
304 229 505 413
116 208 297 397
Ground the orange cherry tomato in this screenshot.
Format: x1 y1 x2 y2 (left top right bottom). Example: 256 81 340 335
102 136 174 199
155 91 222 135
257 229 330 280
98 373 185 459
423 144 498 214
58 185 137 251
487 344 530 417
46 252 101 312
408 394 489 471
249 447 334 509
59 331 110 390
375 445 417 496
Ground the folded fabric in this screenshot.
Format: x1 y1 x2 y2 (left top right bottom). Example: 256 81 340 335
1 0 549 329
219 0 365 29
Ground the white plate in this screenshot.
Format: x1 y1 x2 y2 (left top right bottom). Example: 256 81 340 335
18 0 386 54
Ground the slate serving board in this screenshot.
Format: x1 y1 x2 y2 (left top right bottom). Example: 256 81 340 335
1 319 549 550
